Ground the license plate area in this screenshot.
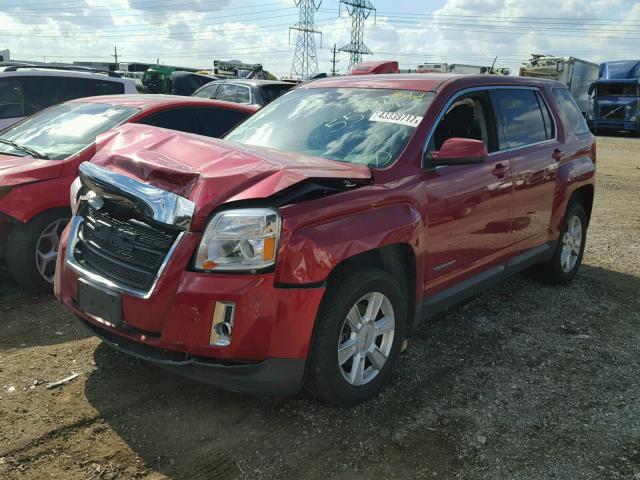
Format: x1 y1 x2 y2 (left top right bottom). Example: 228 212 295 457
77 279 122 327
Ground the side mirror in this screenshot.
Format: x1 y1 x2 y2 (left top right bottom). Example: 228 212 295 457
588 83 595 96
430 138 488 166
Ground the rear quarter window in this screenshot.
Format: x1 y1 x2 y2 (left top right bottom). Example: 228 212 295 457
552 88 590 135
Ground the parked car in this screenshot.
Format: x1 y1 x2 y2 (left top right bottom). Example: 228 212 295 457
0 65 138 130
0 95 258 292
55 74 595 406
192 79 294 106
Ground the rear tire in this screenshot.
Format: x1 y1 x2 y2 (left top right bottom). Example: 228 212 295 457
530 202 587 285
5 209 70 294
306 268 406 407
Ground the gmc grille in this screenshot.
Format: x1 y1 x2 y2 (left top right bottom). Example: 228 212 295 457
74 205 179 291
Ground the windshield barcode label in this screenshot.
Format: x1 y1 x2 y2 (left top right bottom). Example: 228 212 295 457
369 111 423 127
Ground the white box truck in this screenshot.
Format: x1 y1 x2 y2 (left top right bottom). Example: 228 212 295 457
520 54 599 116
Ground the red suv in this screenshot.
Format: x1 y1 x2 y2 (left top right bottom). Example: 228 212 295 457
0 95 258 292
55 75 595 406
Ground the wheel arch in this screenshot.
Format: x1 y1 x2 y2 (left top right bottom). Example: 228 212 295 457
568 184 594 226
324 244 418 333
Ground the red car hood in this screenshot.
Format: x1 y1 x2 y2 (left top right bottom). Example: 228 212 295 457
0 153 64 187
91 124 372 229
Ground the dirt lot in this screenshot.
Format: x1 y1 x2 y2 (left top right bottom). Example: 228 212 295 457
1 135 639 480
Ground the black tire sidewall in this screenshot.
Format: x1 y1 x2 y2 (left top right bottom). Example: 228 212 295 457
308 268 407 407
5 209 70 293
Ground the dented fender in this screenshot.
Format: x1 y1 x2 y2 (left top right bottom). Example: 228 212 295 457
275 203 422 285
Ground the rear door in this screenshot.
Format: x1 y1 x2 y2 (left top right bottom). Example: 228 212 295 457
490 88 558 247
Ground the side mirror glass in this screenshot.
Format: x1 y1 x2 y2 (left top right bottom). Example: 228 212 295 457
430 138 488 166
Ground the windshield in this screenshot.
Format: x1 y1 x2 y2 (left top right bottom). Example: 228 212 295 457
0 102 139 160
225 88 435 168
597 83 639 97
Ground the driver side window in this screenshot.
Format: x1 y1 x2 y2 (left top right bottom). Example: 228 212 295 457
430 91 497 153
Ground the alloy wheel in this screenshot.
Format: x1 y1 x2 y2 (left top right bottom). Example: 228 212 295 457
337 292 395 386
560 215 582 273
35 218 68 284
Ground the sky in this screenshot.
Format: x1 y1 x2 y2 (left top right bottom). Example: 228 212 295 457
2 0 640 78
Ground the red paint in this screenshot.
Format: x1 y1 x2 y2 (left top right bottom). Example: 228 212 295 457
431 138 488 163
350 61 400 75
55 75 595 372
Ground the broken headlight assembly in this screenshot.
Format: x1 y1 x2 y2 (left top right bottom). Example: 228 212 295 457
194 208 281 272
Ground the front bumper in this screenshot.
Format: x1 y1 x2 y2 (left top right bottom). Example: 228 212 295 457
82 318 306 394
55 221 326 395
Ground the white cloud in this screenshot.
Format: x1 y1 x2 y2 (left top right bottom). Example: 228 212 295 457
1 0 639 77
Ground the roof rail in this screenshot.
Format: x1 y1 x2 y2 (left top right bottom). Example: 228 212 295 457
1 64 122 78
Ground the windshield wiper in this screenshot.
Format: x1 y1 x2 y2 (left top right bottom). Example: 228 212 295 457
0 139 49 159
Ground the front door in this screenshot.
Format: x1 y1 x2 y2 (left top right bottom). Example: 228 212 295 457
423 90 515 296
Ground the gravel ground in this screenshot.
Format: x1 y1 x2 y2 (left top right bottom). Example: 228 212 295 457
1 135 639 480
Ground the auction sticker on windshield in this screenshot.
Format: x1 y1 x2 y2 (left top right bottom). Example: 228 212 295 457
369 111 423 127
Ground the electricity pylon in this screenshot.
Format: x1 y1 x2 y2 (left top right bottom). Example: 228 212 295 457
289 0 322 80
338 0 376 71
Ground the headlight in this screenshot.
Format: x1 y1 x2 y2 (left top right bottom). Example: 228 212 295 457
69 177 82 215
194 208 281 272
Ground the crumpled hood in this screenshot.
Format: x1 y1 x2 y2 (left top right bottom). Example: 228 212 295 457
91 124 372 229
0 153 64 187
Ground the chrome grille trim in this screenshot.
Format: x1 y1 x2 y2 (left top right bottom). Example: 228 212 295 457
78 162 195 230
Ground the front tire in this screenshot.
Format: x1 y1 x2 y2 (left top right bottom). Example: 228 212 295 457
306 268 407 407
531 202 587 285
5 209 70 293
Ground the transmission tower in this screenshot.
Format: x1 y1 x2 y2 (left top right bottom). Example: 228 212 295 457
289 0 322 80
338 0 376 71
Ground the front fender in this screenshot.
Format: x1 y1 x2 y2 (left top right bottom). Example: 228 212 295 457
0 175 73 223
276 203 422 285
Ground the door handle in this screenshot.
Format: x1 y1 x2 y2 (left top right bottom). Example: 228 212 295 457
552 149 564 161
491 163 509 178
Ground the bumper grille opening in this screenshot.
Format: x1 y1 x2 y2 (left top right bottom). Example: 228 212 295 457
74 205 180 292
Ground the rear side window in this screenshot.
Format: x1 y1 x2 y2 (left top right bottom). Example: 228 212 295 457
236 86 251 104
196 108 248 137
193 84 218 99
261 84 293 103
19 76 125 116
137 108 200 134
216 84 238 102
0 78 24 119
137 107 249 138
552 88 590 135
492 89 553 148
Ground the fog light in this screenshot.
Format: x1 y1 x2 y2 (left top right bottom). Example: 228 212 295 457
210 301 235 346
